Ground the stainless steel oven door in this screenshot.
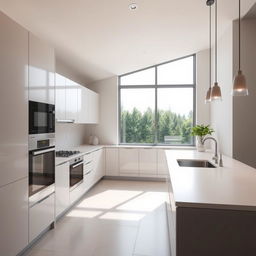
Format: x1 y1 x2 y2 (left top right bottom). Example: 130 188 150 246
70 161 84 189
29 147 55 196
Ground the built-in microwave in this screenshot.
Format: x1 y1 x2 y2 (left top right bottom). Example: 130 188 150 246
29 101 55 135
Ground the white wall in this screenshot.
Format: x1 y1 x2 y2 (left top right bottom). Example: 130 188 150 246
55 123 87 150
210 24 233 157
86 76 118 145
233 18 256 167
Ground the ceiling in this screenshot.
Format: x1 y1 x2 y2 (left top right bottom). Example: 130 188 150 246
0 0 255 84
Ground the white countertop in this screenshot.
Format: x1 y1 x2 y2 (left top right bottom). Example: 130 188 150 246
55 145 103 166
165 150 256 211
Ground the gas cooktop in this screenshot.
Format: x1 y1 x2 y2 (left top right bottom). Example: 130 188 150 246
56 150 81 158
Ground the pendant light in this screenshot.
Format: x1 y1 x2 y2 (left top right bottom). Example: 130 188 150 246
232 0 248 96
211 0 222 101
205 0 214 103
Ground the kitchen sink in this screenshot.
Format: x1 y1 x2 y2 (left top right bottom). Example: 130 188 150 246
177 159 216 168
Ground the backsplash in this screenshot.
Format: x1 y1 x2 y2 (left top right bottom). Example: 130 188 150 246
55 123 87 150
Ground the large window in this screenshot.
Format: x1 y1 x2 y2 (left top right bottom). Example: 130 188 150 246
119 55 195 145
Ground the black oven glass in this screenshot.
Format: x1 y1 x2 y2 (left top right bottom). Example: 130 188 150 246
29 101 55 134
29 148 55 196
70 161 83 187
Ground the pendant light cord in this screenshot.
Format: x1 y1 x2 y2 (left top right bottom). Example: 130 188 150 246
215 0 217 83
239 0 241 71
209 5 212 88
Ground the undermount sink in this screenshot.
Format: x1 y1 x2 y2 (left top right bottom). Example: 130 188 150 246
177 159 216 168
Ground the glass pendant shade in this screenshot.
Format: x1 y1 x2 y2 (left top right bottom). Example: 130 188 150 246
232 70 248 96
205 87 212 103
211 82 222 101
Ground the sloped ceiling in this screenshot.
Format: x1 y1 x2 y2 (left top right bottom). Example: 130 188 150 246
0 0 255 83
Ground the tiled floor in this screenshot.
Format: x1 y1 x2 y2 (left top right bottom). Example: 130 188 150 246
25 180 170 256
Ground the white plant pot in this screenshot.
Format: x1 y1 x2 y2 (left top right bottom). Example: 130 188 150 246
197 136 205 152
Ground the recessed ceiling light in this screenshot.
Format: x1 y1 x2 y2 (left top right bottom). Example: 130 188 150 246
129 3 138 11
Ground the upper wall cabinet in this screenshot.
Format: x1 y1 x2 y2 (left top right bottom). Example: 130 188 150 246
56 74 99 124
29 33 55 104
55 74 79 122
0 12 28 187
65 78 79 121
77 85 99 124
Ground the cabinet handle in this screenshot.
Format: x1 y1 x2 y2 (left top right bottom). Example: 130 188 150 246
30 193 53 208
84 160 92 165
84 170 92 175
71 161 84 168
56 119 75 123
32 147 55 156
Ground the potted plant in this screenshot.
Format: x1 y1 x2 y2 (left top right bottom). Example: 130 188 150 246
191 124 214 152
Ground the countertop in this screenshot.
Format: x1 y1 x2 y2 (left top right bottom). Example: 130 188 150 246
165 150 256 211
55 145 103 166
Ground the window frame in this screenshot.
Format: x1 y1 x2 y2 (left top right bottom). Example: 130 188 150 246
118 54 196 146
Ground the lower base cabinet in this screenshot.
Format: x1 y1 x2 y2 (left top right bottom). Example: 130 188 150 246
0 178 28 256
29 193 55 242
55 162 70 217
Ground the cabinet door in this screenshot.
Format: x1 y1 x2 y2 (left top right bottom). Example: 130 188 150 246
55 73 66 120
139 148 157 176
77 86 99 124
105 148 119 176
55 162 70 217
157 149 169 176
93 149 105 180
0 178 28 256
29 193 55 242
119 148 139 175
89 90 99 124
77 86 89 123
65 78 78 121
0 12 28 187
29 33 55 104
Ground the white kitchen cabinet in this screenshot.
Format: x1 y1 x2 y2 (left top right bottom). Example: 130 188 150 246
88 89 99 123
65 78 78 121
93 149 105 180
70 182 85 204
29 193 55 242
119 148 139 175
157 149 169 176
77 86 89 123
105 148 119 176
55 73 66 120
139 148 157 176
77 86 99 124
0 178 28 256
29 33 55 104
0 12 28 187
55 162 70 217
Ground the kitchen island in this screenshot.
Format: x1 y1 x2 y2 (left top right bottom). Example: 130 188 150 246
165 150 256 256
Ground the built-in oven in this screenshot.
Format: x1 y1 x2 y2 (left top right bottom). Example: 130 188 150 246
70 157 84 190
29 101 55 135
29 134 55 197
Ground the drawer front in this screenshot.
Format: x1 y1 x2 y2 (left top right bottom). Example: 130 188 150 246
84 153 93 164
84 161 93 175
70 182 85 204
29 193 54 242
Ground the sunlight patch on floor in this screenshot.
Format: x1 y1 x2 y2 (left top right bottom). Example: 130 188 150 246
99 211 145 221
66 209 103 218
76 189 143 210
117 191 167 212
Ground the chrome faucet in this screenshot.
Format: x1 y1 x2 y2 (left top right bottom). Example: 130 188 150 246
202 136 218 164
